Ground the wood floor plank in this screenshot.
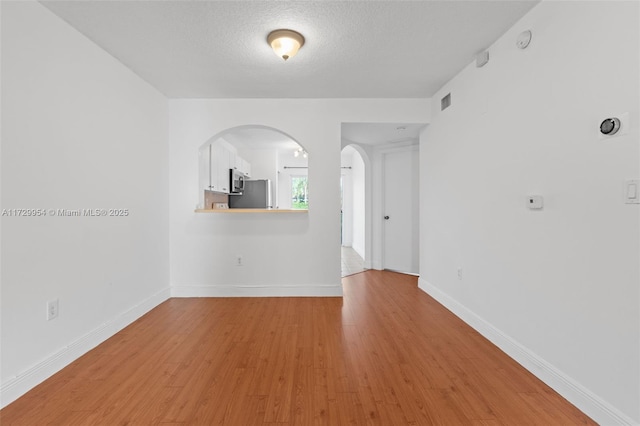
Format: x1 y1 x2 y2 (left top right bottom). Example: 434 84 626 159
335 391 366 426
0 271 596 425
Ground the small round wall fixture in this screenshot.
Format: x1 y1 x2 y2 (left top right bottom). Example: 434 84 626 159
600 117 621 136
267 29 305 61
516 30 532 49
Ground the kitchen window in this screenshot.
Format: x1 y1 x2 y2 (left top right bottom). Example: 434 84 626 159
291 176 309 210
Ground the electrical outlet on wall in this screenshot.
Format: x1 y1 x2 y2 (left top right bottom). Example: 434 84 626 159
47 299 59 321
236 255 243 266
457 268 463 280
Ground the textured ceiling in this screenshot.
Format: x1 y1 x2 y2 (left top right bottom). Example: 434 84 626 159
41 0 539 99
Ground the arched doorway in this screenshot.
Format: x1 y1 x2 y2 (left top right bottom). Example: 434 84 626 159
340 144 370 276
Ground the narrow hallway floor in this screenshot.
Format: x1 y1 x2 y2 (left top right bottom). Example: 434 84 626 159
341 246 366 277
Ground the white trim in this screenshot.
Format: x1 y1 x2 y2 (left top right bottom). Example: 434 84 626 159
0 287 171 409
384 268 419 277
418 278 638 426
171 283 343 298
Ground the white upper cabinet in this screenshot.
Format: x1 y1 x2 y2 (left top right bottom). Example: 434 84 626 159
232 155 251 178
209 143 231 194
240 158 251 178
228 150 237 172
202 140 252 195
217 147 231 194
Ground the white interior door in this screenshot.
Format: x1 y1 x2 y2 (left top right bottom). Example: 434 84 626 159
383 148 419 274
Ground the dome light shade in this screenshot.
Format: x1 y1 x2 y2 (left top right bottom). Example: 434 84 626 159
268 29 305 61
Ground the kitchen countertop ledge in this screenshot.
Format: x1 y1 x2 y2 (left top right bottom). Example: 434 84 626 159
195 208 308 213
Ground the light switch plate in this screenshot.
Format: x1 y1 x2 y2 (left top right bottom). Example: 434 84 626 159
625 180 640 204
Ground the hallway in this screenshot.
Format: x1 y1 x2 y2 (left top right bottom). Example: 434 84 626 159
341 246 366 277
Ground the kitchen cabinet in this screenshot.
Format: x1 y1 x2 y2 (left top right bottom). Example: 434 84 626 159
228 151 236 174
204 142 252 194
209 144 230 194
239 158 251 178
217 147 231 193
232 155 251 178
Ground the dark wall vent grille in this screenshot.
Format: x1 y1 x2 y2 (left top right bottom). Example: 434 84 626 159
441 93 451 111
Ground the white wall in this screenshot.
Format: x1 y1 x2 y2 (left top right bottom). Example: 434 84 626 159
340 149 353 246
341 143 374 269
245 148 278 182
341 147 366 258
419 1 639 424
1 1 170 407
169 99 428 297
350 151 365 258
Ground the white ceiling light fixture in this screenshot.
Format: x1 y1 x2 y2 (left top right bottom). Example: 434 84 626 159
267 29 305 61
294 147 308 158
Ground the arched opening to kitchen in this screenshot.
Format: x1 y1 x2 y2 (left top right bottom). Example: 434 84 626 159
197 125 309 212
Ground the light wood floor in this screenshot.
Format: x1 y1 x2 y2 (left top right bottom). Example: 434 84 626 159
1 271 595 425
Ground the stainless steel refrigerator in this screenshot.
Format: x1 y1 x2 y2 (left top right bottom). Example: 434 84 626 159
229 179 272 208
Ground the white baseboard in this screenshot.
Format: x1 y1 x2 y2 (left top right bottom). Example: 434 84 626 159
171 283 343 298
418 278 637 426
0 287 171 409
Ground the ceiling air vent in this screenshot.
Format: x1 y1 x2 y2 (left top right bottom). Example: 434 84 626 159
441 93 451 111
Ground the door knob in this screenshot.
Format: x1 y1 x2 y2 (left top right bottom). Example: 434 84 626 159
384 215 390 220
